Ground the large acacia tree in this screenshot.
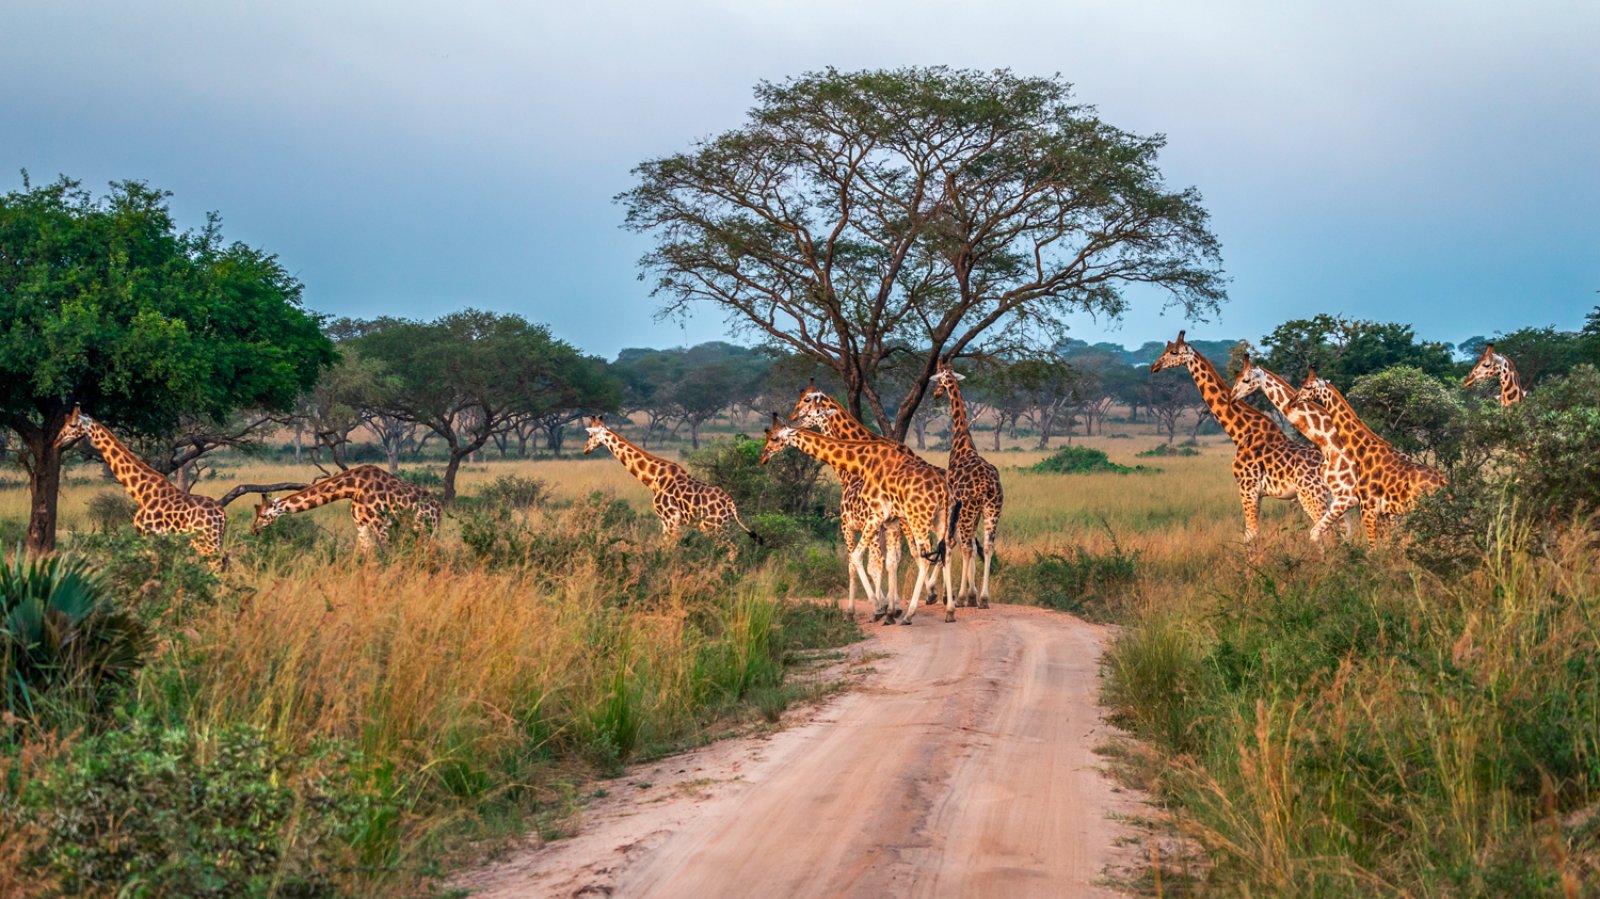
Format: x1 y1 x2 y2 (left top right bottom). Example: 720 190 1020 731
0 176 334 553
621 66 1225 439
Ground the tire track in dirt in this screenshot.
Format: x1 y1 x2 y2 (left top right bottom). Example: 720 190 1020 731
456 604 1147 898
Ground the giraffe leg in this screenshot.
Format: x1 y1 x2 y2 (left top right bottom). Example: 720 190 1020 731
1238 474 1263 542
978 514 997 609
864 530 889 621
1297 481 1331 535
841 526 861 616
899 552 930 625
1310 497 1353 546
1360 506 1382 544
883 521 903 620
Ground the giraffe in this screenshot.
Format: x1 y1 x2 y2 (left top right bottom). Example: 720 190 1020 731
1291 370 1447 543
582 417 761 556
1230 356 1353 541
929 364 1002 609
54 406 228 565
1149 331 1329 540
760 414 960 624
1463 343 1525 406
252 465 441 551
785 381 918 619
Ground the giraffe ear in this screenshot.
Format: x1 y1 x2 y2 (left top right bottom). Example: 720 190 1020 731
952 370 966 381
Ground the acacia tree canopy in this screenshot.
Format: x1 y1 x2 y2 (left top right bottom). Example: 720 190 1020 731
0 175 334 552
621 66 1226 439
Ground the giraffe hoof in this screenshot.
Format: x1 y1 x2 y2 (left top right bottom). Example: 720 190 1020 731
871 610 887 622
978 600 989 610
898 617 914 625
945 611 956 623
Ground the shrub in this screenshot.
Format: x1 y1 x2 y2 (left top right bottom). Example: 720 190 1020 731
1347 365 1467 466
1 551 146 728
477 474 550 509
72 532 218 627
688 435 839 519
12 718 393 897
1028 446 1151 475
84 491 137 534
1004 533 1140 622
1137 443 1200 457
397 468 442 488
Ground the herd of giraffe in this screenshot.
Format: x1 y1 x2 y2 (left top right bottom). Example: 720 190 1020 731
52 335 1523 596
1158 332 1523 545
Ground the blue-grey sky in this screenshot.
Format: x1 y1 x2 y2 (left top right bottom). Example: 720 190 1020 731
5 1 1597 358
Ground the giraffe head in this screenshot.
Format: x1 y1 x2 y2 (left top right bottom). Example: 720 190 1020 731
55 405 96 449
1149 330 1196 374
759 412 800 465
1463 343 1508 388
251 496 287 533
1291 368 1336 409
930 363 966 402
787 378 839 425
1230 355 1270 402
582 416 612 455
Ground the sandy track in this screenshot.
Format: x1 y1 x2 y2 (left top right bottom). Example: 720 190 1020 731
456 604 1146 898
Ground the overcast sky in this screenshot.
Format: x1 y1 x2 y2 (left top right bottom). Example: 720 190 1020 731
6 1 1597 358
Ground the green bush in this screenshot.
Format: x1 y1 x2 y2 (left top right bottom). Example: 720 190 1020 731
85 491 138 534
1137 443 1200 457
13 718 394 897
72 533 218 627
1028 446 1151 475
477 474 550 509
1 551 146 728
688 435 839 520
397 468 442 488
1004 535 1140 622
1347 365 1467 466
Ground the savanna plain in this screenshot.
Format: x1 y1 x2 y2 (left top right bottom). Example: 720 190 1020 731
2 413 1596 898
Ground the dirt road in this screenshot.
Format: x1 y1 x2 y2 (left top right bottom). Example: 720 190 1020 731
457 604 1148 898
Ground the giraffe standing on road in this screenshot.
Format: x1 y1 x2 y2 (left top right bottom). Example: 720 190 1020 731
929 364 1002 609
1149 331 1329 540
583 417 761 556
1463 343 1526 406
761 415 959 624
786 381 921 619
55 406 228 566
251 465 441 551
1291 371 1447 543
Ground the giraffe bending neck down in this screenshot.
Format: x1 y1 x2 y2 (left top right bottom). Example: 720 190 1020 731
1149 331 1329 541
1231 357 1352 542
253 465 441 551
583 417 760 557
1464 343 1525 406
762 415 959 625
55 406 228 566
1291 371 1447 543
930 363 1002 609
788 381 923 619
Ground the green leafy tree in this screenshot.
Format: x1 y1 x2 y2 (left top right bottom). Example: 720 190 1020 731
351 310 600 503
0 176 334 552
1346 366 1467 467
1256 314 1456 389
621 66 1225 440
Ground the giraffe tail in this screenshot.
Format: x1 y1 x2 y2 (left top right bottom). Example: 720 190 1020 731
735 513 765 546
922 500 962 564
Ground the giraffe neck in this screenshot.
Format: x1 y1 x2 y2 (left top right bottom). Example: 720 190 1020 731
1256 369 1333 443
784 429 877 479
85 422 181 505
1182 354 1263 442
945 383 977 456
813 397 881 442
1318 382 1380 445
278 471 365 513
1500 365 1524 406
600 431 681 489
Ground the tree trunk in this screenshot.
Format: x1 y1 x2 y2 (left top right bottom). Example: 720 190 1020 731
25 439 63 555
689 420 702 450
443 447 466 505
912 417 927 450
293 422 303 464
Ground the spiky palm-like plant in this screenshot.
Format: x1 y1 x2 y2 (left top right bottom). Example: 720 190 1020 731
1 550 147 722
